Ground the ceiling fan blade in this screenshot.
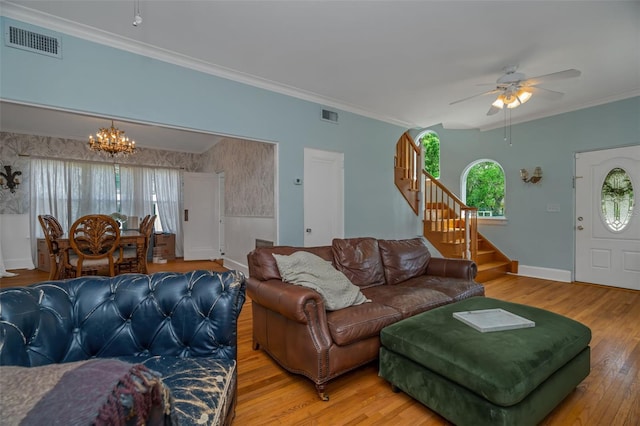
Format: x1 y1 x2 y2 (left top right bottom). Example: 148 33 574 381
486 105 501 116
450 89 501 105
523 69 581 86
528 86 565 100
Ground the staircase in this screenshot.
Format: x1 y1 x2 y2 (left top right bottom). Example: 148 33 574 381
395 131 517 282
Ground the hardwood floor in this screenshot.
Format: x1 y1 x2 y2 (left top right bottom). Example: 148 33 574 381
2 265 638 425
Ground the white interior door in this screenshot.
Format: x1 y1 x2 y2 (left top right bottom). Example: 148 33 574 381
183 172 219 261
304 148 344 247
575 145 640 290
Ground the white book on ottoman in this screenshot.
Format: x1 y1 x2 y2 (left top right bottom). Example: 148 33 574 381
453 308 535 332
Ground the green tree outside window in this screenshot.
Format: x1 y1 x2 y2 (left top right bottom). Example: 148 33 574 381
465 161 505 217
420 132 440 178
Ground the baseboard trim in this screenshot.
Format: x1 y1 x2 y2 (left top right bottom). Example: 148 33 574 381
223 257 248 276
513 265 572 283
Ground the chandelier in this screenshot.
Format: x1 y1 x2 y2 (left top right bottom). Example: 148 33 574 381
88 120 136 157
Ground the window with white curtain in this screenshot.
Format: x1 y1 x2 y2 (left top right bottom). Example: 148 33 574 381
31 159 183 256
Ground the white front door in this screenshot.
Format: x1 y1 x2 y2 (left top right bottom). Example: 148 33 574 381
183 172 220 260
575 145 640 290
303 148 344 247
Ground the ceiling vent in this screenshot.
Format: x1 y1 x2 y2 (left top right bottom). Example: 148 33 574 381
4 25 61 58
321 108 339 124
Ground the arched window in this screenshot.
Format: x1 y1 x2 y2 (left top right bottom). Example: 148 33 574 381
417 130 440 178
461 160 506 218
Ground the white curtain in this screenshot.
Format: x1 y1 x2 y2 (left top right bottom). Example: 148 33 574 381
69 161 117 219
0 226 18 277
31 159 71 232
154 168 183 257
30 159 182 261
119 165 155 227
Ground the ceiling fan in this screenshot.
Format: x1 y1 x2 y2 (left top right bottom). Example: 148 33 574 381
450 65 581 116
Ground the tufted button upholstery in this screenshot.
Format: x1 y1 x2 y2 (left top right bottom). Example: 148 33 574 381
0 270 246 367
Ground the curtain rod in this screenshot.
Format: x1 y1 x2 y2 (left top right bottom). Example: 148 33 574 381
23 154 185 171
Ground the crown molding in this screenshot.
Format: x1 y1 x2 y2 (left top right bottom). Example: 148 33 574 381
0 2 414 129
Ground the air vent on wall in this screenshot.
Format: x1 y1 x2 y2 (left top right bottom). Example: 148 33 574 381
321 108 339 123
4 25 61 58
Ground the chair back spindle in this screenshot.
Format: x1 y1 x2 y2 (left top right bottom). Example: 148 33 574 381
37 215 65 280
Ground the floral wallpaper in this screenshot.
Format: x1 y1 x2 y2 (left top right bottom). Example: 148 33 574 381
0 131 200 214
0 131 275 217
201 138 275 217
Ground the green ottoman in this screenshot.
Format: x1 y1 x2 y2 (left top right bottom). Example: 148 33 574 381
379 297 591 426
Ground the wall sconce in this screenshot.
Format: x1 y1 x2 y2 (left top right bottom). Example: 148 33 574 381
520 167 542 184
0 165 22 193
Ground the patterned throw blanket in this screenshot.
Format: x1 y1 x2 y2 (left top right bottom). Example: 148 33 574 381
0 359 171 426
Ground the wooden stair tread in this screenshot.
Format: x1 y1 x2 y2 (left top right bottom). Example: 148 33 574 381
477 249 494 255
477 260 510 271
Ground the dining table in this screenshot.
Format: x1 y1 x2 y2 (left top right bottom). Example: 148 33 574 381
56 229 147 278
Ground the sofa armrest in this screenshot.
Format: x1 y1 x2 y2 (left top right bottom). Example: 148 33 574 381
426 257 478 280
247 277 327 324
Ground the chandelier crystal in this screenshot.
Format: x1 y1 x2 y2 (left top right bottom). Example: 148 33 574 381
88 120 136 157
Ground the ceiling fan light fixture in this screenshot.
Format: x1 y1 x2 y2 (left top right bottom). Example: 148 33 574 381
515 88 532 105
492 97 505 109
493 88 533 110
505 97 520 109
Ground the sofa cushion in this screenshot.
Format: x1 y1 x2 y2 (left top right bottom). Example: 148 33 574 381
362 285 452 318
326 302 402 346
400 275 485 301
273 251 369 311
248 246 334 281
332 237 386 288
378 238 431 285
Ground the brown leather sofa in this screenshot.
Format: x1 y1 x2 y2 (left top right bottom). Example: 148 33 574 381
246 237 484 400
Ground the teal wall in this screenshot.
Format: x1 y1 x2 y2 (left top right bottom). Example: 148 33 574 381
0 17 411 246
430 96 640 273
3 17 638 273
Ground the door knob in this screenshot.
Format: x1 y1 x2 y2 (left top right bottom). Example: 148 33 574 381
306 228 312 233
577 225 584 230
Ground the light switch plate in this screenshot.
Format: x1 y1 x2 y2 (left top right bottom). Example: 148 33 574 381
546 204 560 212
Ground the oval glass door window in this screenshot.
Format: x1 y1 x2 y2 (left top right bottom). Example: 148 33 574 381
601 167 634 231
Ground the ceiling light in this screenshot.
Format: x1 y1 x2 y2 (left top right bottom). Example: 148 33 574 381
492 88 532 110
88 120 136 157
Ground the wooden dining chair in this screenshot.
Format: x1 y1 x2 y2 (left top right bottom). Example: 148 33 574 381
37 215 65 280
62 214 123 277
118 214 156 274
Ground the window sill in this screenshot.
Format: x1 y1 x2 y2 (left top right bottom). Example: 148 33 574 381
478 217 508 226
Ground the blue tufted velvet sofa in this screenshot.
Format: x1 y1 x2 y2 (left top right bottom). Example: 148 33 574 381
0 269 246 425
